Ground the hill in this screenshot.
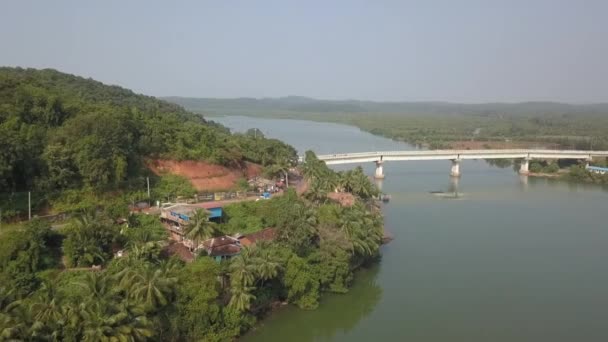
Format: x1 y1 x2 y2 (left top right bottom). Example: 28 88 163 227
0 68 296 194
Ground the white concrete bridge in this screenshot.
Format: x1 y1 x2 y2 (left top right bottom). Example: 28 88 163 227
309 149 608 178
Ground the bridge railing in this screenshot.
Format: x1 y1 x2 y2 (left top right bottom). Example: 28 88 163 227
315 149 608 160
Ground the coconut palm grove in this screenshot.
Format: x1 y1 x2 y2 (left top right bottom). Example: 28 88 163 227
0 68 385 341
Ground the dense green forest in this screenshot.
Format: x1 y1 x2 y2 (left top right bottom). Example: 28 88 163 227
0 68 296 192
0 68 296 220
0 151 384 341
166 96 608 150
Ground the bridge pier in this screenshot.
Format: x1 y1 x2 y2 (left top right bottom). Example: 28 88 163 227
585 158 592 168
450 159 461 177
519 158 530 175
374 161 385 179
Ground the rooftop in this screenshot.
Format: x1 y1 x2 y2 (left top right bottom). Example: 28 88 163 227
162 204 198 215
161 242 195 262
239 228 277 247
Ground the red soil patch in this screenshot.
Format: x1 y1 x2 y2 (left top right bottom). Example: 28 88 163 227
327 192 356 207
147 160 262 191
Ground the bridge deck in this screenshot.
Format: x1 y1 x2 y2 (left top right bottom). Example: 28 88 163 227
311 149 608 165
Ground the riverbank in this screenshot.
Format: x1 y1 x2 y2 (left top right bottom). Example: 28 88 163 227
528 171 565 178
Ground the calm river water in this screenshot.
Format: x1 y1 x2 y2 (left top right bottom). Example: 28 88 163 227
212 116 608 342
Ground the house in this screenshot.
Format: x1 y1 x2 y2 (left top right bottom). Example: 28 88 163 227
160 203 224 242
161 242 195 262
587 165 608 175
238 228 277 247
201 236 242 262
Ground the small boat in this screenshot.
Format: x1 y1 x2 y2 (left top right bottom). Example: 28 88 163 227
379 193 391 202
431 191 462 199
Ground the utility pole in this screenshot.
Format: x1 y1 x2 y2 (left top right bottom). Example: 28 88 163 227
28 191 31 221
147 177 151 206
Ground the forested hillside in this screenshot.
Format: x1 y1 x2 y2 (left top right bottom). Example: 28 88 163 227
0 68 296 193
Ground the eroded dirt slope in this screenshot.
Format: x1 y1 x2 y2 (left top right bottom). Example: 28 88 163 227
147 160 262 191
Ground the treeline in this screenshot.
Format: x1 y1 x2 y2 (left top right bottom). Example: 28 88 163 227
566 164 608 185
0 67 297 194
167 96 608 151
0 152 384 341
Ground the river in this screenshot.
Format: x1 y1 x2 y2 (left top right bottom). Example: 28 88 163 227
212 116 608 342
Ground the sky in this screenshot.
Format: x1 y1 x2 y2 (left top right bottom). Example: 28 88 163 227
1 0 607 103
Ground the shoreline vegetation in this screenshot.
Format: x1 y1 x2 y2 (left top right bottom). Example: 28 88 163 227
486 158 608 185
165 96 608 152
0 68 387 341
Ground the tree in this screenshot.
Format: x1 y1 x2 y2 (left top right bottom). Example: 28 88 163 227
125 261 178 312
228 248 257 288
62 213 118 267
0 286 29 340
282 254 320 309
265 153 295 188
228 283 256 313
152 175 196 203
183 209 219 252
254 244 281 282
245 128 264 139
170 258 225 340
275 201 318 255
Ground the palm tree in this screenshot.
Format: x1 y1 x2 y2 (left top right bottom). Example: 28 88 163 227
336 204 381 257
76 272 119 306
269 160 292 188
302 151 328 182
255 247 281 282
305 179 328 204
228 283 256 312
64 212 114 267
30 283 63 324
81 303 153 342
0 287 29 340
128 262 178 311
183 208 218 252
229 247 258 287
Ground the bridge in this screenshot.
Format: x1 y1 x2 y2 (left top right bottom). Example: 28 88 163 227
311 149 608 179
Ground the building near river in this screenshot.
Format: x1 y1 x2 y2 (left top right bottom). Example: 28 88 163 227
159 203 278 261
201 236 242 261
587 165 608 174
238 228 277 247
160 203 223 248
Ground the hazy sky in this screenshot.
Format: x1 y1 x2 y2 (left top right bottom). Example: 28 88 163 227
1 0 607 103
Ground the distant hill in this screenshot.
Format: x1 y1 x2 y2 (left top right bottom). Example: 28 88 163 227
163 95 608 151
163 96 608 118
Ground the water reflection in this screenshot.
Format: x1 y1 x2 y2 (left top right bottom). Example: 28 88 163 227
519 174 528 191
374 178 383 192
243 266 383 342
448 176 460 194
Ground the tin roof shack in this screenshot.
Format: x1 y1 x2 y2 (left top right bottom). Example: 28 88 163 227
238 228 277 247
160 204 197 246
159 203 223 248
201 236 242 262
